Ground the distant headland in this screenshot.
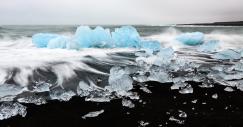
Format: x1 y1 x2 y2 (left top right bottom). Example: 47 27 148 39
181 21 243 26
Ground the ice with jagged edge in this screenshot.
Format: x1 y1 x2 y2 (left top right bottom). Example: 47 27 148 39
0 102 27 120
32 26 162 51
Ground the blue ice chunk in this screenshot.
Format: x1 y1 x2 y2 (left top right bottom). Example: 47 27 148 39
212 49 241 60
74 26 112 48
197 40 220 53
112 26 141 48
32 33 60 48
140 40 161 52
47 36 69 49
176 32 204 46
32 26 164 51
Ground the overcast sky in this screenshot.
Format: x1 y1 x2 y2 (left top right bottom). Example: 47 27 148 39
0 0 243 25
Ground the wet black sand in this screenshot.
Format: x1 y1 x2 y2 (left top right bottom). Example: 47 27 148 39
1 81 243 127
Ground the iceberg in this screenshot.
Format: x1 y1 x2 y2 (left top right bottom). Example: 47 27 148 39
212 49 241 60
32 33 61 48
32 26 162 51
176 32 204 46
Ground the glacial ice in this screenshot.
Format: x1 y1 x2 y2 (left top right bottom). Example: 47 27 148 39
32 82 52 93
47 36 69 49
17 96 47 105
32 26 161 51
212 93 218 99
32 33 61 48
176 32 204 46
0 102 27 120
50 89 76 101
74 26 112 48
106 66 133 93
212 49 241 60
111 26 140 48
122 99 135 108
140 40 161 53
135 47 174 66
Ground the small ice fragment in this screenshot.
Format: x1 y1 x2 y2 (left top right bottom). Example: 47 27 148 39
224 87 234 92
178 111 187 118
17 96 47 105
32 33 60 48
155 47 174 65
197 40 220 52
176 32 204 46
82 109 104 119
171 81 187 90
32 82 52 93
0 102 27 120
236 84 243 91
106 66 133 93
199 80 214 88
169 116 185 124
50 89 76 101
191 99 197 103
85 96 111 102
139 121 149 127
179 85 193 94
212 49 241 60
140 86 152 93
212 93 218 99
122 99 135 108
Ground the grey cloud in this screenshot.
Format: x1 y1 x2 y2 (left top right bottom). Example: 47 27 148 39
0 0 243 25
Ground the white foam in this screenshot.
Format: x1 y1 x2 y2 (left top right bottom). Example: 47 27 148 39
0 43 135 86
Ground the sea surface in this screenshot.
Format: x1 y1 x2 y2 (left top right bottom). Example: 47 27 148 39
0 25 243 126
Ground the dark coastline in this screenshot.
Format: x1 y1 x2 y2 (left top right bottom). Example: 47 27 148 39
180 21 243 26
1 81 243 127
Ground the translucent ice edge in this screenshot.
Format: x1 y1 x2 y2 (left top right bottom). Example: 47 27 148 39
32 26 162 52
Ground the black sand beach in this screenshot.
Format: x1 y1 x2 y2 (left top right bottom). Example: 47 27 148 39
1 81 243 127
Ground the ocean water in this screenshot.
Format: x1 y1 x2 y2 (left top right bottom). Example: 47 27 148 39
1 25 243 121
